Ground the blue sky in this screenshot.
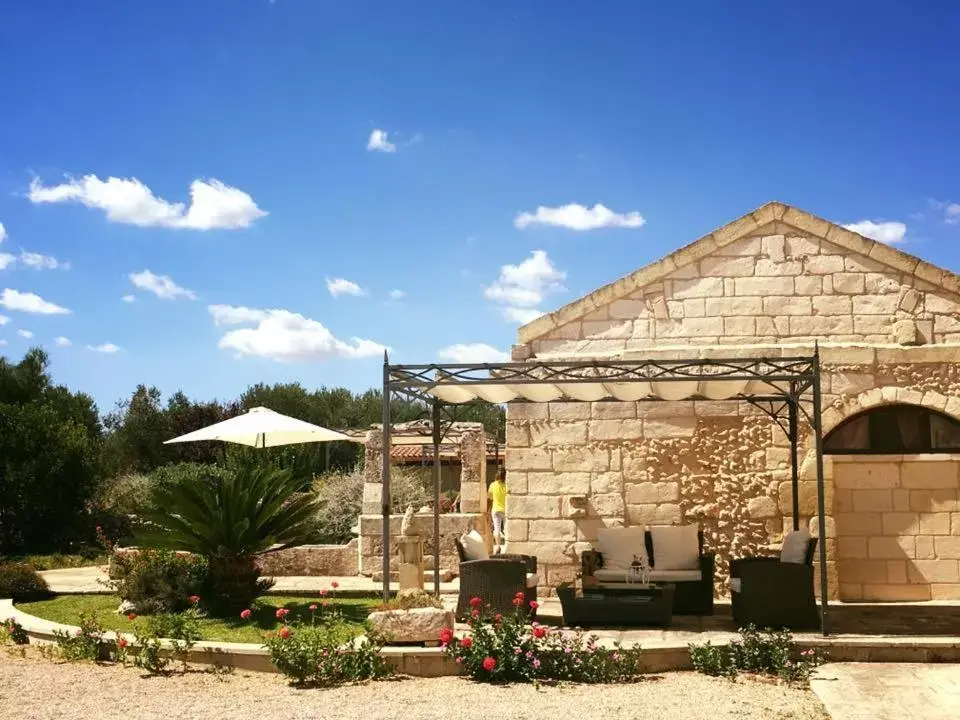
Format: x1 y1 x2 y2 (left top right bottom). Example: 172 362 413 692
1 1 959 412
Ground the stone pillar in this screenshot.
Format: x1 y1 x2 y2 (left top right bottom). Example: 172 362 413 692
459 425 492 552
362 427 383 515
397 536 424 590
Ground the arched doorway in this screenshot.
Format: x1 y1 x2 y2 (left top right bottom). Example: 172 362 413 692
827 403 960 601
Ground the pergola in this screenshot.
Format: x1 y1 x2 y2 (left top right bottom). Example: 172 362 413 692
380 349 832 635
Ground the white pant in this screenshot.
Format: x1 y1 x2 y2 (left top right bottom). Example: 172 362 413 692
492 511 506 539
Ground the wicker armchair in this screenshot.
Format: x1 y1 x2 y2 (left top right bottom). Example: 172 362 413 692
730 535 819 630
454 538 538 620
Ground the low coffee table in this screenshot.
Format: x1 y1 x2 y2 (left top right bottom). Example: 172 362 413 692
556 583 675 628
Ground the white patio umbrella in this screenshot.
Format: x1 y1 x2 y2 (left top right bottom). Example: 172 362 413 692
163 406 361 448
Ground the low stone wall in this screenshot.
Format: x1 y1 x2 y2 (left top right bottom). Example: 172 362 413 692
257 539 359 577
358 513 478 576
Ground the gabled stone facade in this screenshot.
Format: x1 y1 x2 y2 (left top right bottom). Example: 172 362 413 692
506 203 960 602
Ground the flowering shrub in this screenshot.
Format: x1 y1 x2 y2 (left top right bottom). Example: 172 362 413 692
245 587 392 687
689 625 826 686
442 593 644 684
105 547 208 614
53 611 106 661
127 596 204 673
2 618 28 645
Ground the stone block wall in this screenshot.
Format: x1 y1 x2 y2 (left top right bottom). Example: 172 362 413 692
528 226 960 356
834 455 960 601
257 540 359 577
504 346 960 600
357 512 477 576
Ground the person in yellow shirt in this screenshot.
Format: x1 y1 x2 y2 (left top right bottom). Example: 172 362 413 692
488 468 508 548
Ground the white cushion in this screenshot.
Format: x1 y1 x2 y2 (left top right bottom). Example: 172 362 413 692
649 524 700 570
460 530 488 561
525 572 539 588
596 527 648 572
730 578 742 594
594 568 701 584
780 529 811 564
648 569 702 583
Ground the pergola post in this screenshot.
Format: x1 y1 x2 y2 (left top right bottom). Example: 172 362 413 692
788 394 800 532
811 350 830 636
381 352 392 603
431 401 442 596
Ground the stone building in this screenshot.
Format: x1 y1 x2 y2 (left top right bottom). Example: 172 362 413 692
504 202 960 602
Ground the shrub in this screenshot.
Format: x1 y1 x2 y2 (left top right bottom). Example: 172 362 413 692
2 618 28 645
312 466 431 544
372 588 443 612
90 473 154 544
52 611 106 661
128 599 204 673
689 625 827 686
136 466 317 614
443 593 644 684
0 563 51 601
106 549 208 614
263 621 391 687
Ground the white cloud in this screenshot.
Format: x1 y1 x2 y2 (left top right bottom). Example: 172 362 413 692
0 289 71 314
0 315 8 325
28 175 266 230
88 343 121 353
388 289 406 300
515 203 646 231
502 307 544 324
438 343 510 364
129 270 196 300
54 336 71 347
121 294 136 303
484 249 566 325
326 277 364 297
17 329 33 339
0 222 6 243
843 220 907 244
20 251 69 270
0 339 6 346
0 254 15 270
209 304 387 362
928 200 960 225
208 303 268 325
366 129 396 153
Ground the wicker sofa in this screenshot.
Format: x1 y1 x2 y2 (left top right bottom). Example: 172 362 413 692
580 525 715 615
454 530 538 620
730 529 819 630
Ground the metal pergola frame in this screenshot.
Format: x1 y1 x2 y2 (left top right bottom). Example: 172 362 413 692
380 348 831 635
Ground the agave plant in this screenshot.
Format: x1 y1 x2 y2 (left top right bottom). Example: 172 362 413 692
136 466 318 613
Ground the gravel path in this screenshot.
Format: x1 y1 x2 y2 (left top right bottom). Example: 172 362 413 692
0 651 828 720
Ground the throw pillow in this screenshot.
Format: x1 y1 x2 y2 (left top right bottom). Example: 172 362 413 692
596 527 648 571
460 530 489 561
780 529 811 564
649 524 700 570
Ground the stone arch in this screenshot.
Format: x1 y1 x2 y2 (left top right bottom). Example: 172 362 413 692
821 386 960 438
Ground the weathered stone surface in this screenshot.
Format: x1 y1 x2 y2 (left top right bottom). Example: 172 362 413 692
747 496 778 518
367 607 454 644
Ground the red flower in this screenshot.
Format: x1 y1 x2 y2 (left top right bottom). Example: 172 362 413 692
471 609 479 619
512 598 522 607
438 627 454 645
514 591 525 600
127 613 137 621
330 581 339 589
494 613 502 624
460 636 473 649
533 626 546 639
309 604 318 612
116 637 128 649
482 657 496 672
188 595 200 605
240 609 252 620
275 608 289 620
320 589 328 597
469 596 482 608
279 627 291 639
529 600 539 610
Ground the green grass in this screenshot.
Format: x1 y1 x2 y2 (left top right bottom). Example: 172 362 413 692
0 553 108 571
17 593 380 645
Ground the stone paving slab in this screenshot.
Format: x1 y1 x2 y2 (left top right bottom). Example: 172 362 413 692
811 663 960 720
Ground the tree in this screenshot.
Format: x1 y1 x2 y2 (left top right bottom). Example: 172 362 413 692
0 349 102 554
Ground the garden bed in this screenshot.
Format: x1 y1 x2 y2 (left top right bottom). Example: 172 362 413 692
17 594 380 644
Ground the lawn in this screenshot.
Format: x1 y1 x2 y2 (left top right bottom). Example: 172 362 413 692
1 553 108 571
17 593 381 644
